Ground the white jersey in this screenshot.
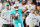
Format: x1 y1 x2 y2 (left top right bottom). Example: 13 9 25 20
25 4 32 12
31 5 35 10
19 5 25 9
29 13 34 16
11 5 15 11
26 13 34 25
0 17 6 27
33 14 40 26
1 9 11 24
26 16 34 25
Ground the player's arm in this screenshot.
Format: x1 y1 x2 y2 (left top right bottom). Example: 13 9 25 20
22 6 28 13
12 14 17 19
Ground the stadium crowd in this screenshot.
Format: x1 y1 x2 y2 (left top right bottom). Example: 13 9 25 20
0 0 40 27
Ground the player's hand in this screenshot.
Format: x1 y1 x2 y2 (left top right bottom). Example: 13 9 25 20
22 18 24 20
12 15 17 19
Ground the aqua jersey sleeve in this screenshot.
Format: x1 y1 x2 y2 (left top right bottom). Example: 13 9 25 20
11 10 16 15
19 9 23 12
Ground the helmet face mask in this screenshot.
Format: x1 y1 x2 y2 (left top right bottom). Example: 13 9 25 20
14 6 19 11
15 9 19 11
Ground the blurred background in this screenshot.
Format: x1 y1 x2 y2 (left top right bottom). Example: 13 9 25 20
0 0 40 27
